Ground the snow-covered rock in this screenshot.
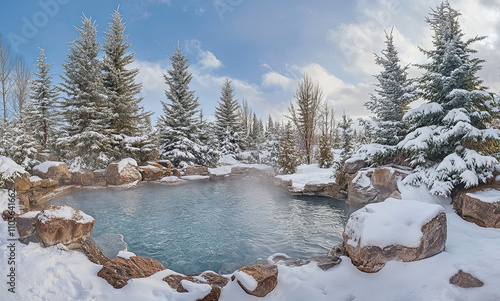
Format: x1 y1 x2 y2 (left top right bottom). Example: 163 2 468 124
343 157 366 174
231 264 278 297
343 198 447 273
35 205 95 246
184 165 209 176
105 159 142 186
32 161 71 184
163 271 229 301
97 255 166 288
138 165 164 181
453 184 500 228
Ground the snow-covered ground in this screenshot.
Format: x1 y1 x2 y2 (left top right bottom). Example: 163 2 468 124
1 160 500 300
275 164 335 189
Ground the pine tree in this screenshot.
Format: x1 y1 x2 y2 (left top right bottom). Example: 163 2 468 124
364 29 414 146
0 114 38 169
338 112 353 168
58 15 113 170
215 78 243 155
28 48 59 149
158 46 205 167
102 8 152 159
399 1 500 196
273 121 300 174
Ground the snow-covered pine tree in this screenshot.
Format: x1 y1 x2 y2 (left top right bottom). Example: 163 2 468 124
58 15 113 170
273 121 300 174
158 46 205 167
102 8 153 160
364 28 414 146
318 102 335 168
215 78 243 155
338 112 353 168
399 1 500 196
27 48 59 149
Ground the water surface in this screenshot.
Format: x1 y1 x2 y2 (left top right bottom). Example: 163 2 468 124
50 179 356 274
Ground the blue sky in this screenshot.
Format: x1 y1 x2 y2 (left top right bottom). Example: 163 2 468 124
1 0 499 123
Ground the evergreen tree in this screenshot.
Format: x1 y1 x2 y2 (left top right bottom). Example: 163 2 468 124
158 46 205 167
338 112 354 168
273 121 300 174
364 29 415 146
0 116 38 169
58 15 113 170
214 78 243 155
28 48 59 149
103 8 152 149
399 1 500 196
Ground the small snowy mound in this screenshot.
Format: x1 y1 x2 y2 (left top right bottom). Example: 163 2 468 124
118 158 138 173
0 155 27 186
343 198 447 273
37 205 94 224
33 161 66 174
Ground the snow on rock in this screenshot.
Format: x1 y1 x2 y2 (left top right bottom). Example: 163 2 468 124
466 188 500 204
231 264 278 297
35 205 95 246
29 175 42 182
345 199 444 248
158 176 187 184
33 161 66 174
181 175 210 181
275 164 334 190
232 270 258 291
453 184 500 228
0 156 26 178
117 251 136 260
343 198 447 273
118 158 138 173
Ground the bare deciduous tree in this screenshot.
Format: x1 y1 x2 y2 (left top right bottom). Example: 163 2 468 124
287 73 322 164
12 58 32 118
0 34 16 124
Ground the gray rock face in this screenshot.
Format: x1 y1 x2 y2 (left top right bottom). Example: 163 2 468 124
343 158 366 174
91 233 128 259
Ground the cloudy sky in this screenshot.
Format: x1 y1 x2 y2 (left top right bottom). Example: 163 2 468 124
1 0 499 123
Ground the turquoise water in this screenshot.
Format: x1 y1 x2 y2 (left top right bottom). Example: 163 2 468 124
49 179 356 274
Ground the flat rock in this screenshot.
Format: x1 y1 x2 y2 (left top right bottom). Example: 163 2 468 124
35 205 95 246
453 184 500 228
71 169 96 186
231 264 278 298
98 255 165 288
449 270 484 288
305 255 341 271
343 199 447 273
184 165 209 176
91 233 128 259
138 165 164 181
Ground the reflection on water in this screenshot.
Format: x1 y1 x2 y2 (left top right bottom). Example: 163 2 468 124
49 179 358 274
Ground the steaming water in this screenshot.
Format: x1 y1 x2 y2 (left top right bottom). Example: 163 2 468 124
49 179 357 274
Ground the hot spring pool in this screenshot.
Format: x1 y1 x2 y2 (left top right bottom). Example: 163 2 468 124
49 179 357 274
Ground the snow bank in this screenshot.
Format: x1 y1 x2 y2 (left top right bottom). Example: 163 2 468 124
467 189 500 204
33 161 65 173
37 206 95 224
345 198 445 248
118 158 138 173
275 164 334 190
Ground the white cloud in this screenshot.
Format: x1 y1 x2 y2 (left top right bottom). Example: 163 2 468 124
262 72 295 91
185 39 223 70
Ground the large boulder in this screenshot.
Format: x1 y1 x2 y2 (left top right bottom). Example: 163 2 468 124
71 169 96 186
343 199 447 273
347 166 408 205
347 171 378 204
138 165 164 181
184 165 209 176
343 158 366 174
32 161 71 184
97 253 166 288
35 205 95 246
452 184 500 228
105 158 142 186
231 264 278 297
